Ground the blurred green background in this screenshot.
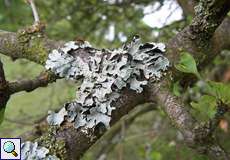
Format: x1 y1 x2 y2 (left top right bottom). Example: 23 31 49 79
0 0 230 159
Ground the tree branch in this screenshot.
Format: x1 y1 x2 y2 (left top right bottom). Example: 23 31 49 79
36 88 150 160
87 103 156 159
0 30 62 64
176 0 230 61
8 71 58 94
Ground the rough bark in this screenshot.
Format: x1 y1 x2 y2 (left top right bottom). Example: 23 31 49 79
86 103 156 159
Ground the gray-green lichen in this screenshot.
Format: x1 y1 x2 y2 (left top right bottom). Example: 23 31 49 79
45 36 169 129
21 141 59 160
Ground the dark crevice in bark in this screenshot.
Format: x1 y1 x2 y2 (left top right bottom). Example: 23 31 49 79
0 59 10 113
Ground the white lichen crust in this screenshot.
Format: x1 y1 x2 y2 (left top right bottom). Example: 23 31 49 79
21 141 59 160
45 36 169 129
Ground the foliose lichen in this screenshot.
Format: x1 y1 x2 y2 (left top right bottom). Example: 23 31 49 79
21 141 59 160
45 36 169 129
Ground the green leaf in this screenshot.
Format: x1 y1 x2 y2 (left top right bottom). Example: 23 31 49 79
175 52 201 79
205 81 230 105
0 107 5 125
191 95 217 120
150 151 162 160
172 81 181 96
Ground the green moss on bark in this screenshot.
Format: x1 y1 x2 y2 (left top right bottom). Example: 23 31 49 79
16 28 48 64
38 126 67 160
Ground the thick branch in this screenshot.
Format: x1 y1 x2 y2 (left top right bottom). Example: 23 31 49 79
176 0 230 62
87 103 156 159
0 30 62 64
168 0 230 64
37 88 149 160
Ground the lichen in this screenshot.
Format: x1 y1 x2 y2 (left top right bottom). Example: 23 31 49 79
21 141 59 160
45 36 169 129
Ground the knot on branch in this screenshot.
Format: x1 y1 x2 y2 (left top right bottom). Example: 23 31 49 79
45 36 169 130
17 22 45 44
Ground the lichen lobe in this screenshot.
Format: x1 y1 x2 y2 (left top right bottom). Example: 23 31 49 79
21 141 59 160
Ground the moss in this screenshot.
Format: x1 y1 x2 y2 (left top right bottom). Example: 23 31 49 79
26 38 48 64
16 27 48 65
38 126 67 160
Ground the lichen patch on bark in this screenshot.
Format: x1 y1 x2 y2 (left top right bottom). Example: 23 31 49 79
45 36 169 129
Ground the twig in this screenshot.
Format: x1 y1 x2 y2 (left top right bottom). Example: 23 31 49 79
162 6 180 27
26 0 40 23
8 71 58 94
